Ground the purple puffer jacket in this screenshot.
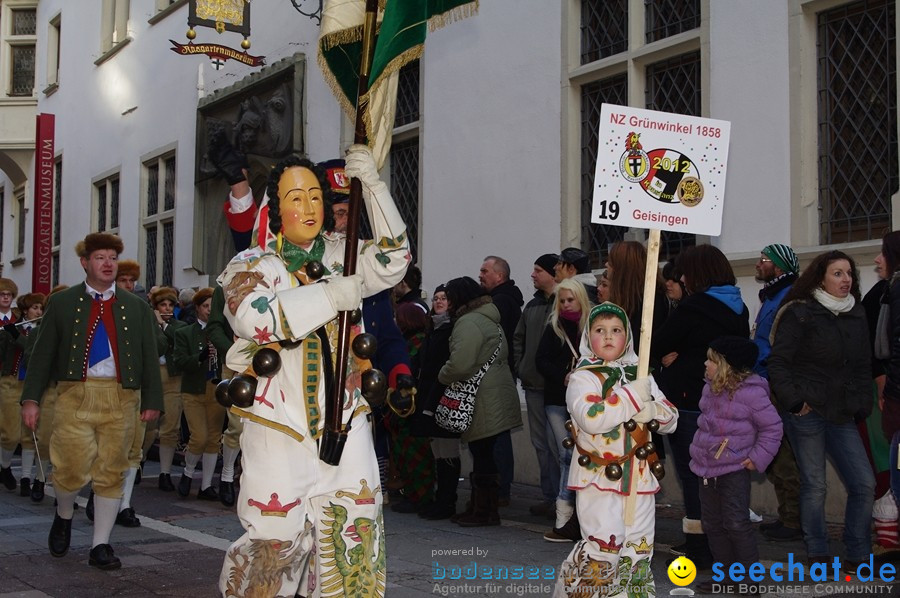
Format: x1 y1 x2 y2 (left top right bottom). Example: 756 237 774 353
689 374 783 479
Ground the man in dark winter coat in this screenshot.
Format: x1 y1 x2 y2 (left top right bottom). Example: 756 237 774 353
752 243 803 542
512 253 559 517
478 255 524 505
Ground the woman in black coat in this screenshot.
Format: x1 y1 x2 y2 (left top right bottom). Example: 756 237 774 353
410 285 460 520
768 250 874 564
650 244 750 567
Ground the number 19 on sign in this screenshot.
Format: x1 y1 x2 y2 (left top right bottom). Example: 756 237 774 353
597 199 619 221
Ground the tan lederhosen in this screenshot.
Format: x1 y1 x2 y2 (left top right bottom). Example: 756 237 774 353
182 381 225 454
158 366 183 448
50 378 138 497
0 376 22 452
221 365 243 450
34 382 58 465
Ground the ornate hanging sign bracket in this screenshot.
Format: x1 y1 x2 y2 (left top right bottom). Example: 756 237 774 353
176 0 262 69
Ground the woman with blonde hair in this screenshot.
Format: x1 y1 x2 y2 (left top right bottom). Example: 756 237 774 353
535 278 592 542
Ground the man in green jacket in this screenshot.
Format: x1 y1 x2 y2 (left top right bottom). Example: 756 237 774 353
21 232 162 571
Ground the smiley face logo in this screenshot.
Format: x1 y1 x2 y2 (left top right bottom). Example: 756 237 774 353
667 556 697 586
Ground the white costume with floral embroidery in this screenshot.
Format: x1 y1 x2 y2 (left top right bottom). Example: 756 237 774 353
554 305 678 598
217 160 409 598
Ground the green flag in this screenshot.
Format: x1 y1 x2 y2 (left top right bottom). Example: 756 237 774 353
318 0 478 167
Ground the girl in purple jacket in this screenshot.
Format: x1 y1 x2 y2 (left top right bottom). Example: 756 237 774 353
690 335 783 583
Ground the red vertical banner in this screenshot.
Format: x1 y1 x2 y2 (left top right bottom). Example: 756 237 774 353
32 113 54 295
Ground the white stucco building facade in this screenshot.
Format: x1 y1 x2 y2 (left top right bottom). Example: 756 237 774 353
0 0 891 300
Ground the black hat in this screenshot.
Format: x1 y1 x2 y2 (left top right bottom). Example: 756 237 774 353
534 253 558 277
709 336 758 372
559 247 590 274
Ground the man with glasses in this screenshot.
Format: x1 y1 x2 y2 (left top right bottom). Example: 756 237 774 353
753 243 803 542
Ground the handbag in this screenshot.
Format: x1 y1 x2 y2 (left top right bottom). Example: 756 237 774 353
434 326 502 433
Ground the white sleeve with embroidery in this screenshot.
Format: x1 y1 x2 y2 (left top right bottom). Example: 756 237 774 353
565 370 643 436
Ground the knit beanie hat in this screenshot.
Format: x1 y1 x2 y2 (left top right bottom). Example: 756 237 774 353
559 247 590 274
761 244 799 275
534 253 558 277
709 335 758 372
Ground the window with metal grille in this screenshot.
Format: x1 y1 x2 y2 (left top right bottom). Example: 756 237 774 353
389 138 419 260
818 0 897 243
53 159 62 247
395 60 420 127
8 8 36 97
645 51 700 260
143 152 176 286
645 0 701 43
16 192 25 256
52 158 62 287
94 175 120 233
0 188 5 259
581 0 627 64
582 75 628 267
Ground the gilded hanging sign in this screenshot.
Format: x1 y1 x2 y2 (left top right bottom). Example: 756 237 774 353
174 0 260 69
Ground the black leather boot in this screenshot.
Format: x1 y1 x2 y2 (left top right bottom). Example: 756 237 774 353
48 514 72 557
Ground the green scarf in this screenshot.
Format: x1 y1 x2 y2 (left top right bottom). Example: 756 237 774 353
280 237 326 273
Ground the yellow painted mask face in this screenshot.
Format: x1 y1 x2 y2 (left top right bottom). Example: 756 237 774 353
278 166 324 245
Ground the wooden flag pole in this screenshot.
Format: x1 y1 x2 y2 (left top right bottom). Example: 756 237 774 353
319 0 380 466
637 229 661 378
625 228 661 524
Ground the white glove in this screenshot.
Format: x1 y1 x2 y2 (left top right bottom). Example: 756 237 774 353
344 144 384 190
323 274 363 312
632 401 658 424
626 377 653 404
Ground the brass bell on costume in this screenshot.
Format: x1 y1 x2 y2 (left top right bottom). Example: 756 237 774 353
643 441 657 455
650 461 665 480
352 333 378 360
635 446 649 460
647 419 659 432
228 374 258 408
349 308 362 324
624 419 637 432
605 463 624 481
577 454 592 468
561 437 575 449
361 369 387 405
564 419 575 433
305 260 326 281
252 347 281 377
215 379 232 408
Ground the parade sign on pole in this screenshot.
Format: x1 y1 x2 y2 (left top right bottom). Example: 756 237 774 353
592 104 731 236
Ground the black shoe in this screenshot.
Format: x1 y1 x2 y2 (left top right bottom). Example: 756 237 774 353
88 543 121 570
31 480 44 502
219 480 235 507
48 514 72 557
763 523 803 541
759 519 783 532
86 491 94 522
391 498 420 513
158 473 175 492
419 502 457 520
177 474 192 498
19 477 31 497
529 500 555 518
115 507 141 528
197 485 219 501
0 466 15 491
